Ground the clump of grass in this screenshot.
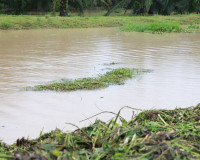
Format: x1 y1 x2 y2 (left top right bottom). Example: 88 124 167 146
1 104 200 159
30 68 150 92
103 62 120 66
187 24 200 29
0 20 13 29
120 21 183 33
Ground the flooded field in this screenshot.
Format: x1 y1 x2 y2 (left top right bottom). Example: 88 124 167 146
0 28 200 144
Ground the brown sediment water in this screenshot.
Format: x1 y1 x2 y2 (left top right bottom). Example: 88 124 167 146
0 28 200 144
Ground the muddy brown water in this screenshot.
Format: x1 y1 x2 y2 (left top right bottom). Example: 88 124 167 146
0 28 200 144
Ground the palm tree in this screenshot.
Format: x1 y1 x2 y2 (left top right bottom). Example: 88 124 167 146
60 0 68 16
105 0 152 16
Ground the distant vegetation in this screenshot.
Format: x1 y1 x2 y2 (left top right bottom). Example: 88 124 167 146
1 1 200 32
29 68 150 91
0 14 199 32
0 0 200 16
1 104 200 159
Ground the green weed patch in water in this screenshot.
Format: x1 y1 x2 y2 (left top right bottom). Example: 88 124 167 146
1 104 200 159
120 21 183 33
30 68 149 92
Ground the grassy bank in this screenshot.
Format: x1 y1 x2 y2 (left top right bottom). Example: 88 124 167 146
120 21 183 33
0 14 199 32
1 104 200 159
29 68 150 92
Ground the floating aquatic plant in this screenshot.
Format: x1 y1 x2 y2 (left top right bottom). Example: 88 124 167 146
28 68 150 92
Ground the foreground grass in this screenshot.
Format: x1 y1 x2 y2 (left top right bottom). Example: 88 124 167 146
0 14 199 32
30 68 149 92
0 104 200 159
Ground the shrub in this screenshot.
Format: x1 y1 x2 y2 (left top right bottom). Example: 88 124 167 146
0 20 13 29
120 21 183 33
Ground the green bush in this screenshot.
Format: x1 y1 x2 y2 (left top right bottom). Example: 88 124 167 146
120 21 183 33
0 20 13 29
187 23 200 29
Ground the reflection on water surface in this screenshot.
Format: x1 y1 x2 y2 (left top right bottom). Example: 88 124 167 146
0 28 200 143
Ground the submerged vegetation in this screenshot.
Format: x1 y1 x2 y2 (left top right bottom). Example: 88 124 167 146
0 104 200 159
30 68 150 92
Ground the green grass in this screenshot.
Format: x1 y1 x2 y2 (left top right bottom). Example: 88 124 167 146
0 14 199 31
186 23 200 31
1 104 200 159
120 21 183 33
29 68 150 92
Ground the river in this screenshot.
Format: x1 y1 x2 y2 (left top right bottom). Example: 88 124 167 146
0 28 200 144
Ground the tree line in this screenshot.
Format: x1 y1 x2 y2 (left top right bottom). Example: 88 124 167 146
0 0 199 16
